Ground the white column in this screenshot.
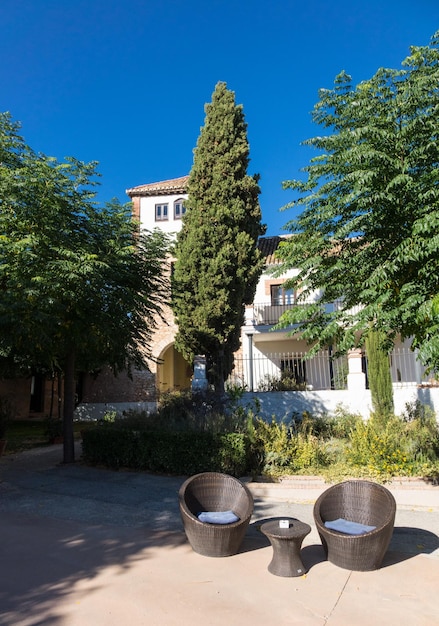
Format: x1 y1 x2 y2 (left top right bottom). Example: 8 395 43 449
192 355 208 391
347 348 366 391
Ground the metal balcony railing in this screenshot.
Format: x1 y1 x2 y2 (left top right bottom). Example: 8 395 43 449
252 303 295 325
250 300 364 326
227 347 436 393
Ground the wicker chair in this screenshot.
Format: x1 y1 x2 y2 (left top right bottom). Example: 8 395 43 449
313 480 396 571
179 472 254 557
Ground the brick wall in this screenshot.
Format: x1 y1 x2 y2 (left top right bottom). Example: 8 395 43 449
0 376 63 420
0 378 31 419
81 366 156 403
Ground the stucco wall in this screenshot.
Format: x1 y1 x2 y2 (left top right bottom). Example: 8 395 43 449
73 385 439 422
237 386 439 421
139 193 187 236
74 401 156 421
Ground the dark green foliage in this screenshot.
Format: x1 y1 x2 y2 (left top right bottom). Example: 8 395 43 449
81 426 249 476
0 112 170 462
365 330 394 418
172 82 266 390
275 32 439 370
81 390 256 475
76 401 439 480
151 389 254 434
155 389 232 431
44 417 63 442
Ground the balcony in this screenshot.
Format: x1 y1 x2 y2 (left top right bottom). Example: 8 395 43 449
252 303 295 325
249 300 362 327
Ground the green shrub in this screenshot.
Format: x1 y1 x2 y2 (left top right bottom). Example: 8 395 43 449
81 426 249 476
81 393 439 482
137 389 255 435
347 417 403 475
327 405 363 439
365 330 394 418
251 417 330 476
44 417 63 442
81 425 140 470
346 409 439 478
293 411 331 437
293 433 329 471
258 369 307 392
253 418 294 473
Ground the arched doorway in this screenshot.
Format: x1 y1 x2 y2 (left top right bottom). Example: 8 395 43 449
156 344 192 394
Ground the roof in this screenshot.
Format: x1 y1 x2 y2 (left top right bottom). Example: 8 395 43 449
258 236 290 264
126 177 288 264
126 175 189 197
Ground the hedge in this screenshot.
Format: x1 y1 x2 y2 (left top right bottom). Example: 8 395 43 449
81 426 250 476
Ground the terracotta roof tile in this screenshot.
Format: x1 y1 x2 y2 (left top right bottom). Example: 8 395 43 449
126 175 189 197
126 177 289 264
258 235 290 264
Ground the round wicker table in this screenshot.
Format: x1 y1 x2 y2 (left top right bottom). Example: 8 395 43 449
261 518 311 577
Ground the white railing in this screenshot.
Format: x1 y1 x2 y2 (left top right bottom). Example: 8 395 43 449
229 350 348 392
228 347 436 392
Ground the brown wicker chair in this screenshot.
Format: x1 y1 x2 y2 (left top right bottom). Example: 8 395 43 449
179 472 254 557
313 480 396 571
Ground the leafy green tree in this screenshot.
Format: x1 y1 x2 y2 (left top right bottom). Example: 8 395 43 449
0 112 170 462
365 330 394 418
275 32 439 370
172 82 265 391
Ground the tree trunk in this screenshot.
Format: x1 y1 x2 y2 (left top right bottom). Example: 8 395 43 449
62 349 76 463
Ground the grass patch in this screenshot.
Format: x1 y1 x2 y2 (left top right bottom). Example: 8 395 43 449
3 419 85 454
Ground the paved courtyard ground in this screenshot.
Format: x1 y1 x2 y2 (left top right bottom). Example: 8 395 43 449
0 443 438 625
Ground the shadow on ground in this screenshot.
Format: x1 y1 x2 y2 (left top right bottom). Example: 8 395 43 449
1 444 438 624
0 512 187 625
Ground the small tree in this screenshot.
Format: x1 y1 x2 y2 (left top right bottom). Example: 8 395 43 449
365 330 394 418
172 82 265 391
0 112 170 462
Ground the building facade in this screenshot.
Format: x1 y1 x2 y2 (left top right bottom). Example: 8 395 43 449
3 175 436 420
126 177 430 400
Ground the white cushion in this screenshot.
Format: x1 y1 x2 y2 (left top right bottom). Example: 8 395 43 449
198 510 240 524
324 518 376 535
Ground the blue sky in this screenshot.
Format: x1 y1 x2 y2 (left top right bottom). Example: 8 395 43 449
2 0 438 236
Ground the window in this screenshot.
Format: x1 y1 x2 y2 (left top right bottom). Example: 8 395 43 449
174 198 186 219
270 284 295 306
155 203 169 221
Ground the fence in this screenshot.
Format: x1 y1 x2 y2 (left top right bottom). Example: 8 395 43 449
228 347 436 392
229 350 348 392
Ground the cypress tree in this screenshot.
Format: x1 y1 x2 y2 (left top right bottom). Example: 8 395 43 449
365 330 394 419
172 82 266 391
